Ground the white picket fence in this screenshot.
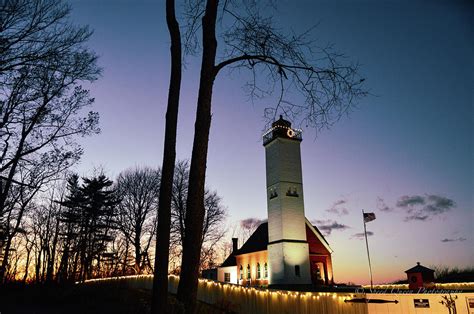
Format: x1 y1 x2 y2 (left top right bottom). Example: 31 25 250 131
82 275 366 313
82 275 474 314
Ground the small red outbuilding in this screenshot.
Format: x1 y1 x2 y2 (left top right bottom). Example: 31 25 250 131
405 262 435 290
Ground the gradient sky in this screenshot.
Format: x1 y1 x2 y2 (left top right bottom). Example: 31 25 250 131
69 0 473 284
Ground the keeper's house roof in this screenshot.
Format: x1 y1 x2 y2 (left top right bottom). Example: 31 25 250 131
405 262 435 274
220 253 237 267
219 220 331 267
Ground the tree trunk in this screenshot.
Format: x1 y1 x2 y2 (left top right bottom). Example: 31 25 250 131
22 242 32 283
46 214 60 282
0 201 28 283
176 1 218 313
134 230 141 273
151 0 182 312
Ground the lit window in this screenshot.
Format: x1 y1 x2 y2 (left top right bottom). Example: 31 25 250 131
257 263 261 279
247 264 251 279
264 263 268 278
240 265 243 280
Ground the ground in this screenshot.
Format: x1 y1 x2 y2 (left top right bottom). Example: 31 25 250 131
0 282 232 314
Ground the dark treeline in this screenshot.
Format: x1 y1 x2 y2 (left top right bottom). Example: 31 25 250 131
0 0 227 284
0 163 227 284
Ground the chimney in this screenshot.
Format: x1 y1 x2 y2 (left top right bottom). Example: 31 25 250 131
232 238 238 253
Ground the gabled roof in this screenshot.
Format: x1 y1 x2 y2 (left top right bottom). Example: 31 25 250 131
219 218 331 265
405 263 435 274
220 253 237 267
305 218 333 253
236 222 268 255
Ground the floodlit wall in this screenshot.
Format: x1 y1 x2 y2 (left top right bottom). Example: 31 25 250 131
235 250 269 286
81 276 474 314
217 266 238 284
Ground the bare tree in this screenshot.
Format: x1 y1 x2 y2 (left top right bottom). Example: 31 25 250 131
177 1 366 312
151 0 183 311
116 167 159 274
236 217 265 245
170 160 227 272
0 0 100 282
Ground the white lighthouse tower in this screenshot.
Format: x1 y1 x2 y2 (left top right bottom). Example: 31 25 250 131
263 116 311 286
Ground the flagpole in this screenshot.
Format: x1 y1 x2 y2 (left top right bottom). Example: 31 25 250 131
362 209 374 290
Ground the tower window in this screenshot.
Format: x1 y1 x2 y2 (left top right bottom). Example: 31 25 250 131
264 263 268 278
224 273 230 282
240 265 243 280
286 187 299 197
257 263 261 279
269 188 278 199
247 264 251 279
295 265 301 277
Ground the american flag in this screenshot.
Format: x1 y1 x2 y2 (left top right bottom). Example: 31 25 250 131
363 212 376 223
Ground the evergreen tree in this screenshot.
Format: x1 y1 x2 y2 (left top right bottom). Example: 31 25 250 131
58 174 119 281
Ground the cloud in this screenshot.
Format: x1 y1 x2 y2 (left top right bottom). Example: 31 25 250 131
376 197 392 212
240 218 265 230
313 219 350 236
395 194 456 221
352 231 374 239
441 237 466 243
425 194 455 214
326 199 349 216
405 214 429 221
396 195 425 208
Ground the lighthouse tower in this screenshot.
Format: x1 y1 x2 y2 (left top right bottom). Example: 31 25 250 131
263 116 311 286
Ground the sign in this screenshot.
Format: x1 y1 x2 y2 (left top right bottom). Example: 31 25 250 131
414 299 430 308
466 297 474 314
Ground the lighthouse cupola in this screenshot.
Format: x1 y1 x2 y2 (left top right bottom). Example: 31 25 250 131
263 115 302 145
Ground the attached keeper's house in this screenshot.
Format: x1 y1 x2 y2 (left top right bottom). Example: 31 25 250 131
217 116 334 287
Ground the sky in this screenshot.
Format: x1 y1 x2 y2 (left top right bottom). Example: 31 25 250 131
69 0 473 284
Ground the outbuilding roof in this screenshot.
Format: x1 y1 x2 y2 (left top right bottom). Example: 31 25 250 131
405 262 435 274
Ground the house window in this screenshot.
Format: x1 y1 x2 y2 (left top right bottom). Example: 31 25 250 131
257 263 261 279
295 265 300 277
224 273 230 282
247 264 251 279
264 263 268 278
240 265 243 280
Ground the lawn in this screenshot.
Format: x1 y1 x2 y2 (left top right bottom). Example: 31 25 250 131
0 282 228 314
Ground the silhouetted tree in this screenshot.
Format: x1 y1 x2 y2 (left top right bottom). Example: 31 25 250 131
151 0 183 311
177 1 366 312
116 167 159 274
56 174 82 282
0 0 100 282
0 154 75 283
59 174 118 281
169 160 227 272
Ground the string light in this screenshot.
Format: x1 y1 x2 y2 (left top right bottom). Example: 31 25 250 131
262 125 303 138
78 275 474 312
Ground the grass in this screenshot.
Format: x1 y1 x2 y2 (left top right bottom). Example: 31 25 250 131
431 265 474 283
0 282 233 314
